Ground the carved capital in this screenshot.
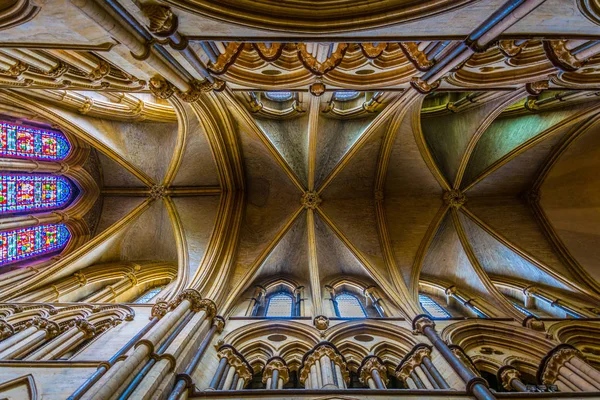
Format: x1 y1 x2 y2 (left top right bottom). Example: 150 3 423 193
87 60 110 82
299 342 349 384
523 315 546 332
358 356 388 386
540 345 581 385
170 288 204 312
412 314 435 335
443 189 466 208
29 317 60 338
150 301 170 320
301 191 322 209
498 366 521 391
73 271 87 286
313 315 329 330
74 319 96 338
309 82 326 97
149 75 175 100
199 298 217 318
0 320 14 340
262 357 289 384
217 345 253 382
175 79 214 102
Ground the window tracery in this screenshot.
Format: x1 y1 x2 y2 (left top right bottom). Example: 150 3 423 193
0 121 70 161
0 224 70 266
0 174 74 214
419 294 451 318
335 292 366 318
265 292 293 318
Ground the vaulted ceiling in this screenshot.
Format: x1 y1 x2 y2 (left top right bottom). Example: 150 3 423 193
0 0 599 316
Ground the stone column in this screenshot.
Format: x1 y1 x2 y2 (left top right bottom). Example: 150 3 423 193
246 286 266 317
262 357 289 389
294 286 304 317
364 286 388 317
80 290 203 400
168 315 225 399
413 316 496 400
212 345 253 390
358 356 388 389
538 345 600 392
26 319 96 361
0 317 60 359
498 366 527 392
299 342 349 390
524 287 590 318
396 344 446 390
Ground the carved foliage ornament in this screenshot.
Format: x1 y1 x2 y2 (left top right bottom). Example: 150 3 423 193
399 42 434 72
313 314 329 330
543 41 582 72
359 356 389 385
498 366 521 391
299 343 349 384
443 189 466 208
540 346 581 385
0 320 14 340
396 345 431 382
207 42 244 75
262 358 290 384
142 4 177 36
297 43 348 76
301 192 322 209
217 346 253 381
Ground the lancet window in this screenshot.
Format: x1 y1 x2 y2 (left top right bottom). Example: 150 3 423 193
265 292 293 318
0 121 70 161
0 224 71 266
419 294 451 318
0 174 74 214
335 292 367 318
133 286 163 304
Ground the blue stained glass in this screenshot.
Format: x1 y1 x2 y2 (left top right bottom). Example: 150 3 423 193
336 293 366 318
334 91 360 101
266 293 293 317
0 224 70 266
0 121 70 161
0 174 73 214
264 91 293 102
419 294 451 318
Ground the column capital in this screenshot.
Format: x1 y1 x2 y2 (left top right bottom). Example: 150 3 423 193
74 318 96 339
0 320 14 340
216 345 253 383
212 315 225 333
395 344 432 383
498 365 521 391
412 314 435 335
150 301 170 320
262 357 289 384
538 344 581 385
169 288 203 312
299 342 349 385
28 317 60 338
358 355 388 386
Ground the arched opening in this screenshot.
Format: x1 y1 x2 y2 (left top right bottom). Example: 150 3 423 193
418 293 451 318
265 292 293 318
335 292 367 319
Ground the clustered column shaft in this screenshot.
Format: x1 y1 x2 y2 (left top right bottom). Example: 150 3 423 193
539 345 600 392
299 343 348 389
207 345 252 390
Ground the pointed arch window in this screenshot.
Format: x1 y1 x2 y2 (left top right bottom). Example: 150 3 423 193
419 294 451 318
0 121 70 161
0 174 75 214
265 292 293 318
0 224 70 266
512 301 536 317
335 292 366 318
134 286 163 304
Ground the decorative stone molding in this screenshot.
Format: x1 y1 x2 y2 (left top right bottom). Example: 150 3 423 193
0 0 41 31
539 345 580 385
217 345 253 382
410 77 440 94
525 80 549 96
313 315 329 330
262 357 290 384
360 43 388 59
28 317 60 338
212 315 225 333
412 314 435 335
299 342 349 385
174 79 214 102
74 319 96 338
151 301 170 320
396 344 431 382
87 60 110 82
0 320 14 340
73 271 87 286
207 42 244 75
443 189 466 208
149 75 175 99
399 42 434 72
170 288 204 312
199 298 217 318
359 355 389 386
498 40 528 57
297 43 348 76
522 315 546 332
309 82 326 97
141 4 177 36
498 365 522 391
301 191 322 209
543 41 581 72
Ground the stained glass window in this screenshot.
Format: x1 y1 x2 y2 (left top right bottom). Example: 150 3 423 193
336 293 366 318
0 121 70 160
134 286 163 304
0 224 70 266
419 294 451 318
264 91 293 102
334 91 360 101
265 292 293 317
0 174 73 214
512 302 536 317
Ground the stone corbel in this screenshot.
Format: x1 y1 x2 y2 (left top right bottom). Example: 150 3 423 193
0 320 14 340
543 40 581 72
